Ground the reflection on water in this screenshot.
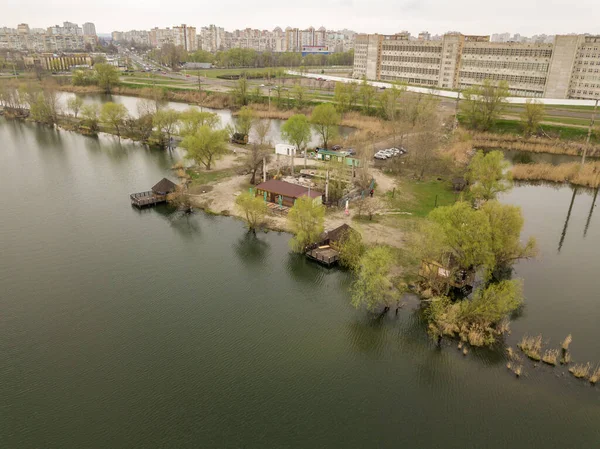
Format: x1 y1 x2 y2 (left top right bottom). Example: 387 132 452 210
56 92 355 146
233 231 271 266
584 188 598 237
558 187 578 252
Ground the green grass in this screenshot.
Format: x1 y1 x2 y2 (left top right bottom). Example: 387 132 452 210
385 179 457 218
542 116 590 127
188 167 236 185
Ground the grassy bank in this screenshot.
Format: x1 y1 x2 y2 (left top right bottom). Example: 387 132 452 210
511 162 600 188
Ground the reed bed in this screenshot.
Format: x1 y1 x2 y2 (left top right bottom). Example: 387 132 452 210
518 335 542 361
471 132 600 157
569 363 591 379
511 162 600 188
542 349 559 366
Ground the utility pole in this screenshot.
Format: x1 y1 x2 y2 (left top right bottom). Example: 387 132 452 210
581 99 599 166
454 90 461 130
262 157 267 182
325 169 329 203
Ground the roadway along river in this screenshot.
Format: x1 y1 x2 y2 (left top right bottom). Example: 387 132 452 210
0 117 599 448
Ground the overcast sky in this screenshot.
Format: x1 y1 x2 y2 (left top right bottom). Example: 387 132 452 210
3 0 598 36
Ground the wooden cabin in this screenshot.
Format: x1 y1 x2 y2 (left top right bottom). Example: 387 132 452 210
254 179 322 207
130 178 177 208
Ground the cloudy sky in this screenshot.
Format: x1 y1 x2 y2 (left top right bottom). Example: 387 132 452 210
3 0 598 36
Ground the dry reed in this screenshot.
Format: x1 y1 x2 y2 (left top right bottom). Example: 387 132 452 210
518 335 543 361
562 334 572 351
507 362 523 377
589 366 600 384
542 349 559 366
511 162 600 188
471 132 600 158
569 363 591 379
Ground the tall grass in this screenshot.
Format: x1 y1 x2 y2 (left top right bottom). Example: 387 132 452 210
511 162 600 188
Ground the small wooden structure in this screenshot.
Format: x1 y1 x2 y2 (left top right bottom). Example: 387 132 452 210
305 224 356 267
419 255 475 295
130 178 177 208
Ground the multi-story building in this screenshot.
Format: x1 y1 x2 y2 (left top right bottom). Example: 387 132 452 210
199 25 225 52
113 30 151 46
353 32 600 100
173 24 197 51
82 22 96 37
0 22 89 52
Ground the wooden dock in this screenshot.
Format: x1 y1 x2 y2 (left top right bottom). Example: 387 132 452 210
306 246 339 266
130 191 167 208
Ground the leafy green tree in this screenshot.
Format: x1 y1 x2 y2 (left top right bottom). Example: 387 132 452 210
287 196 325 252
152 108 181 149
187 49 214 63
80 104 100 133
335 229 365 272
281 114 312 168
292 84 308 109
427 280 523 346
235 191 268 232
334 82 351 115
100 102 128 138
466 150 512 202
377 83 405 120
428 201 494 273
232 76 249 106
66 96 84 118
94 63 120 93
234 106 256 137
481 201 537 270
520 99 545 136
310 103 340 149
181 125 229 170
179 108 220 136
461 79 509 131
351 246 395 311
360 76 375 114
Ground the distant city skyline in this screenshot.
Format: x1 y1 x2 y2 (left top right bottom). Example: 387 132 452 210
2 0 598 36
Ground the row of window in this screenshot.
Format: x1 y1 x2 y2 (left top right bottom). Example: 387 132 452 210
381 55 441 65
380 75 438 85
381 65 439 75
382 45 442 53
460 59 549 72
459 71 546 85
462 47 552 58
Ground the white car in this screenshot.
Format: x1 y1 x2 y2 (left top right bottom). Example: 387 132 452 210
382 149 395 157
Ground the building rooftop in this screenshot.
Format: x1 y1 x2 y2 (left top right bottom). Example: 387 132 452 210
255 179 322 199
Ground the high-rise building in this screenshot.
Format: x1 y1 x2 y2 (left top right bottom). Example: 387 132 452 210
173 24 197 51
83 22 96 37
353 32 600 100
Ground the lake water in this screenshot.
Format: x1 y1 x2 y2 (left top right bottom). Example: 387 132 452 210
55 92 355 147
1 118 599 448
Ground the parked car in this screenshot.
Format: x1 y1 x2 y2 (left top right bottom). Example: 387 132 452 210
374 152 387 160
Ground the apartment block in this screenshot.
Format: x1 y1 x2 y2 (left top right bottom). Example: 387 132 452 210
0 21 96 52
353 32 600 100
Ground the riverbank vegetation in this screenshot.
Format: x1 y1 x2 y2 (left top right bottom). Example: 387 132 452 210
511 161 600 188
